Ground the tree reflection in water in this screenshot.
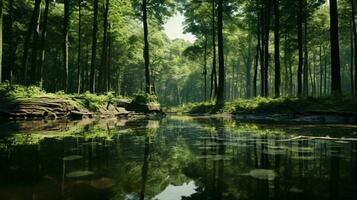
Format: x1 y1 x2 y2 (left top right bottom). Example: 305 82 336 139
0 116 357 200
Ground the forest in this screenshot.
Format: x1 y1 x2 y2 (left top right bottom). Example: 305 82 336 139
0 0 356 108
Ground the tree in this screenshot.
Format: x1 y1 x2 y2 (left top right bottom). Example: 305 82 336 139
29 0 41 85
274 0 281 97
352 0 357 96
216 0 224 106
211 0 218 98
329 0 341 95
143 0 151 93
0 0 2 83
63 0 71 91
99 0 110 93
38 0 50 88
22 0 42 85
90 0 98 93
76 0 82 93
297 0 303 96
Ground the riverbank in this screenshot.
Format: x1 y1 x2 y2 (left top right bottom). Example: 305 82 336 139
0 84 163 120
168 97 357 123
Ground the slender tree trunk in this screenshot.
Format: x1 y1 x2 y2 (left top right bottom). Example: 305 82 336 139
204 34 208 101
260 2 265 96
351 23 355 95
253 4 260 97
324 46 328 95
351 0 357 96
216 0 224 106
5 0 15 83
90 0 98 93
273 0 280 97
319 44 323 97
297 0 303 96
246 35 252 98
253 20 260 98
63 0 71 91
284 34 289 96
142 0 151 93
77 0 82 93
211 0 218 99
30 0 41 85
99 0 110 93
22 0 41 85
303 13 309 96
0 0 2 83
329 0 342 96
107 23 112 92
264 0 272 97
38 0 50 88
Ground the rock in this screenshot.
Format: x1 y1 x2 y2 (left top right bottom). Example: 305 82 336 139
115 99 131 107
126 102 162 114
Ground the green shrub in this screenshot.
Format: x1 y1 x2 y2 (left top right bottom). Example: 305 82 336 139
133 91 158 104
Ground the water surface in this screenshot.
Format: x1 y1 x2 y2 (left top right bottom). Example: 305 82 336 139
0 116 357 200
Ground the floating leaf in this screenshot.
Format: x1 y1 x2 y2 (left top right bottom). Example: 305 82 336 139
248 169 277 181
62 155 83 161
66 170 94 178
90 177 115 189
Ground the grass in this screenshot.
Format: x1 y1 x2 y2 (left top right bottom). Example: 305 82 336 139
0 83 131 111
0 83 161 112
167 97 357 115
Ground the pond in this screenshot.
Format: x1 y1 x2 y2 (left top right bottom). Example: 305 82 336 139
0 116 357 200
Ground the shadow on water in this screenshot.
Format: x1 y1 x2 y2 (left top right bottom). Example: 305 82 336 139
0 116 357 200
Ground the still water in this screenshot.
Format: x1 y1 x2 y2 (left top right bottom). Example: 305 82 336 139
0 116 357 200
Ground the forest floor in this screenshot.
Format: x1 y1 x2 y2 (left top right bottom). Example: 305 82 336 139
0 84 163 120
168 97 357 123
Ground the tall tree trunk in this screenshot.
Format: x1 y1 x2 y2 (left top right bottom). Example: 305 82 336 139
260 2 265 96
284 34 289 96
253 4 260 97
90 0 98 93
142 0 151 93
63 0 71 91
319 44 323 97
216 0 224 106
324 46 327 95
107 23 112 92
211 0 218 99
253 16 260 98
351 23 355 95
329 0 342 96
303 12 309 96
264 0 272 97
204 34 208 101
297 0 303 96
351 0 357 96
246 35 252 98
77 0 82 93
38 0 50 88
0 0 2 83
22 0 41 85
273 0 280 97
30 0 41 85
5 0 14 83
100 0 110 93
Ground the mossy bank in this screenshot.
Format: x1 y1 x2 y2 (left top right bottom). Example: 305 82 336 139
0 84 163 120
168 97 357 123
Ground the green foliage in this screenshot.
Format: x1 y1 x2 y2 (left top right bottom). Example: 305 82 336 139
0 83 47 99
168 97 357 114
133 91 158 104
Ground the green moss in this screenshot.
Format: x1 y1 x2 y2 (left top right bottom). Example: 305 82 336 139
168 97 357 114
0 84 131 112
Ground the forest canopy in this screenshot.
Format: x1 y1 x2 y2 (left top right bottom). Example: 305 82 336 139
0 0 356 106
